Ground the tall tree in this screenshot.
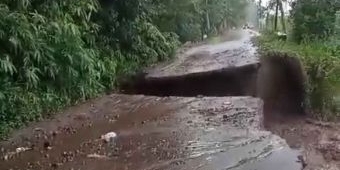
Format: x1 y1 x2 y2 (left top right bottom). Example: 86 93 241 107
268 0 286 32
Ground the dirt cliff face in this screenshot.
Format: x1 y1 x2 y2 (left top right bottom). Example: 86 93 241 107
256 52 306 118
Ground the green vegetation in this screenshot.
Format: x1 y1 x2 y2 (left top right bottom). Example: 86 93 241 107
258 0 340 119
0 0 250 137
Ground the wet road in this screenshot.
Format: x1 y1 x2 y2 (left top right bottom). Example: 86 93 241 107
0 95 302 170
0 30 303 170
146 30 259 78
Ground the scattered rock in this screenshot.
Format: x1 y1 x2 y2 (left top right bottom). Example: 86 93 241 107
305 119 332 128
114 115 120 119
329 134 340 141
109 118 116 123
223 101 231 105
50 162 62 169
3 155 8 161
44 141 51 150
51 131 58 137
16 147 31 153
74 112 89 121
2 147 32 161
101 132 117 143
87 153 109 160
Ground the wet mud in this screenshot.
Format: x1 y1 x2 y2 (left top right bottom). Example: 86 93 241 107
0 95 302 170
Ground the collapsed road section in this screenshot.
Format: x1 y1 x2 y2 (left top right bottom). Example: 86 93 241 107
0 30 305 170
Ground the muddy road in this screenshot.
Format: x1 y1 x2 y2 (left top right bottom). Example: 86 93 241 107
0 30 339 170
0 95 301 170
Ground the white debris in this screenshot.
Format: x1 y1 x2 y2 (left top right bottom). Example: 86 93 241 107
101 132 117 143
3 147 32 161
15 147 31 153
223 101 231 105
87 153 109 160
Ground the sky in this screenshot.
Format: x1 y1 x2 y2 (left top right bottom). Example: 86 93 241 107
255 0 292 15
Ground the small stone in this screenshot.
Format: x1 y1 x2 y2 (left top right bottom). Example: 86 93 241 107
141 121 146 124
50 162 62 169
15 147 31 153
87 153 109 160
34 128 44 132
330 134 340 141
197 95 204 98
51 131 58 137
74 112 89 121
187 120 193 124
101 132 117 143
44 141 51 149
223 102 231 105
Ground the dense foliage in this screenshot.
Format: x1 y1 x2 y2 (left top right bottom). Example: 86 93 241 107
151 0 249 42
0 0 250 137
290 0 340 42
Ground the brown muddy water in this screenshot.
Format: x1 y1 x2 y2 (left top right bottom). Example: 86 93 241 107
0 30 331 170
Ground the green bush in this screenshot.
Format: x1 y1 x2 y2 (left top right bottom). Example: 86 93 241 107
0 0 179 138
291 0 340 43
0 0 251 138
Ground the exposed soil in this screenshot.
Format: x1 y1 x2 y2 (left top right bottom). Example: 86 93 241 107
266 114 340 170
121 63 259 97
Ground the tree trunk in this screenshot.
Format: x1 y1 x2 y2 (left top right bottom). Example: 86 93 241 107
266 12 269 30
279 0 286 33
205 0 210 32
274 0 279 31
258 0 262 29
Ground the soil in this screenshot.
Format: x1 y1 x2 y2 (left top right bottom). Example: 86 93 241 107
266 114 340 170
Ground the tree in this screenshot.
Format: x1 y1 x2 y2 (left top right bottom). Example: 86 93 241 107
290 0 340 42
268 0 286 32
